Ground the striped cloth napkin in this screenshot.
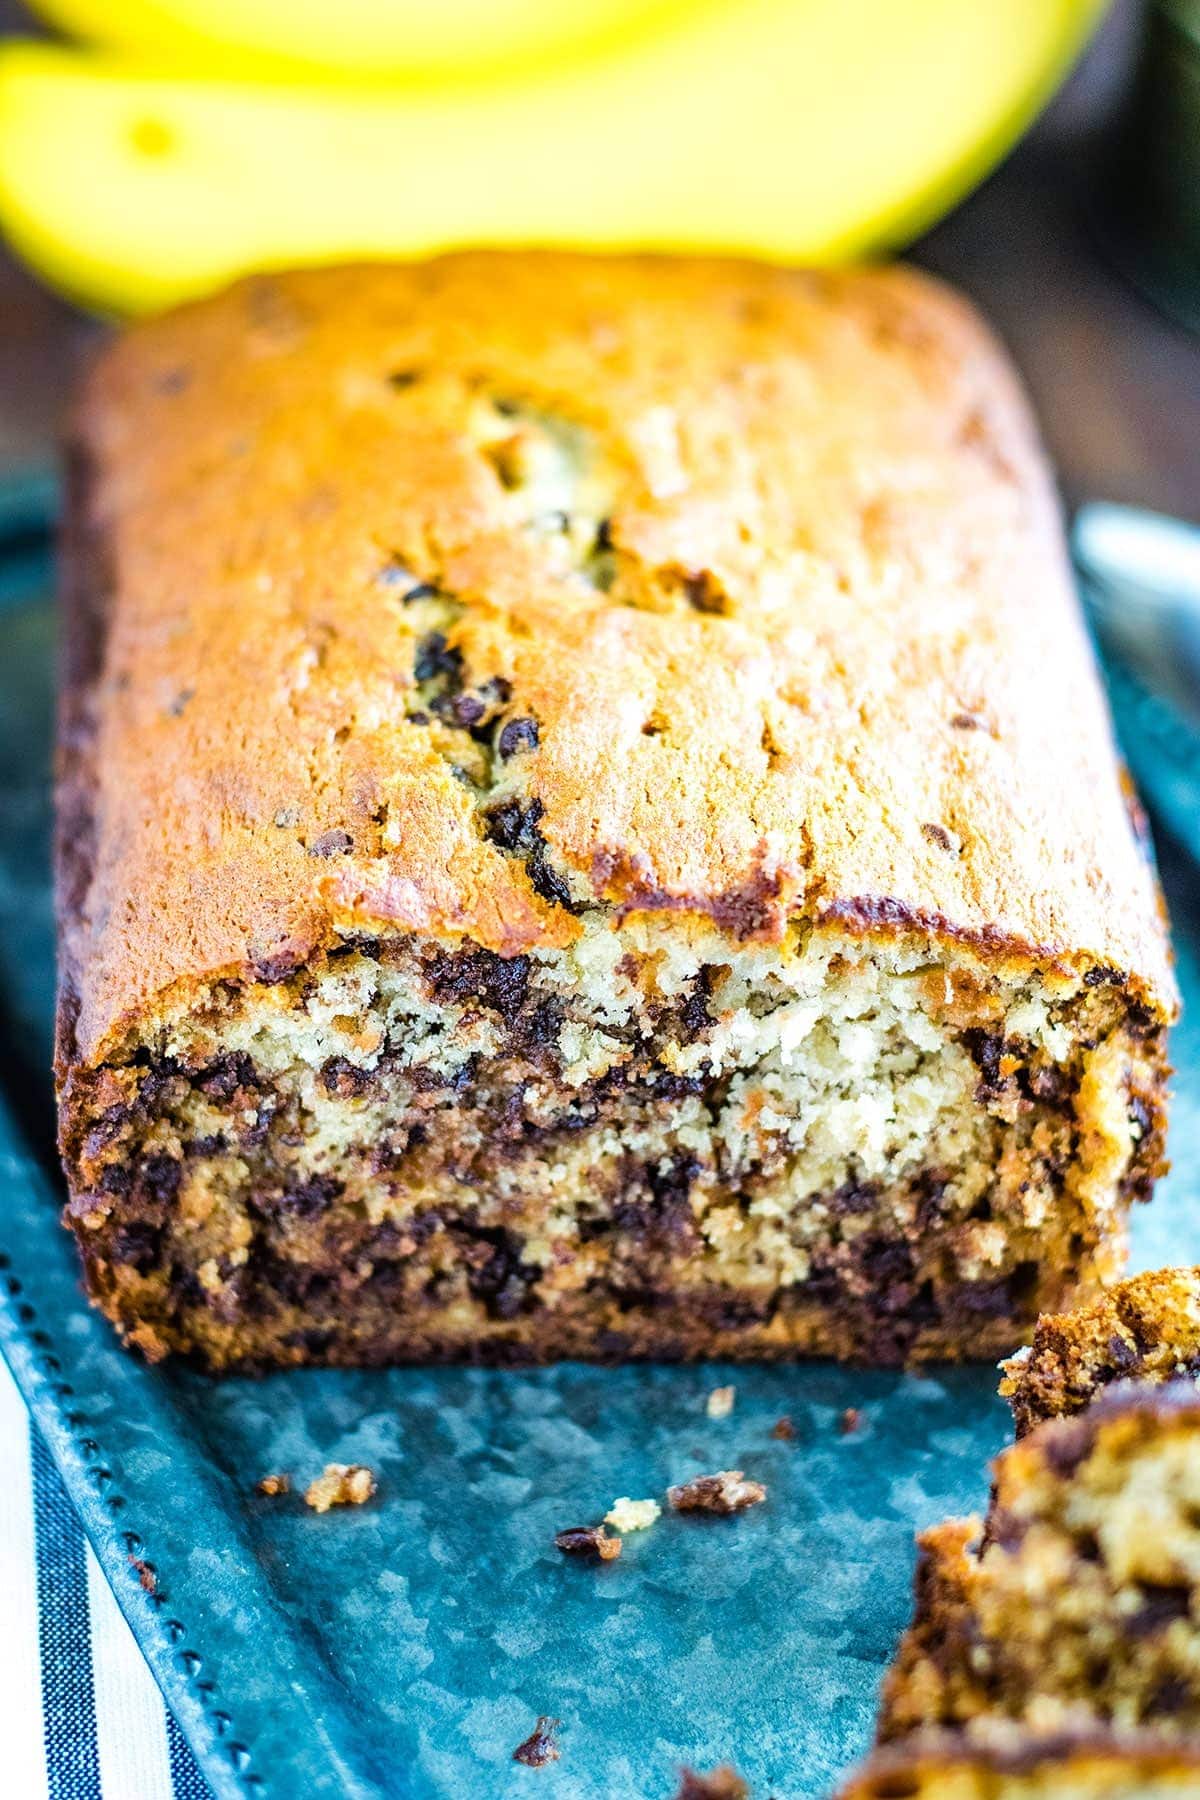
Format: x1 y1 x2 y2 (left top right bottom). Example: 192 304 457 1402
0 1356 211 1799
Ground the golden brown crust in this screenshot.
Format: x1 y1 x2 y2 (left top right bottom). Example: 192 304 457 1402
58 252 1175 1075
1001 1269 1200 1437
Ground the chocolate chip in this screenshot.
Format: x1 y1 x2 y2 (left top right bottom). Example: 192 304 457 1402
433 691 485 727
138 1154 182 1208
185 1134 226 1158
527 851 574 910
961 1027 1009 1098
197 1052 256 1101
482 797 579 912
320 1056 375 1100
498 716 540 758
647 1152 701 1220
1084 965 1124 988
554 1525 621 1561
679 980 711 1040
1148 1673 1193 1716
512 996 563 1054
1129 1583 1193 1637
108 1221 163 1273
426 946 531 1025
483 797 535 852
828 1179 880 1218
255 1174 343 1220
413 631 462 684
462 1226 539 1319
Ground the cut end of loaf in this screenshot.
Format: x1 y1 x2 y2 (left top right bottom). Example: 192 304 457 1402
59 909 1168 1370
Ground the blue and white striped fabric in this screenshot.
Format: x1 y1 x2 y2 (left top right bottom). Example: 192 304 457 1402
0 1358 211 1800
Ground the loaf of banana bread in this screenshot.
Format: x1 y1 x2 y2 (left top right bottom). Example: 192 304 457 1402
55 252 1176 1369
878 1385 1200 1744
839 1728 1200 1798
1001 1268 1200 1437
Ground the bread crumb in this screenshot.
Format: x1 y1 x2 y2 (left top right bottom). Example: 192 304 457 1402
128 1556 156 1593
604 1497 661 1533
673 1766 749 1799
771 1416 796 1440
255 1473 291 1497
838 1407 864 1436
513 1716 561 1767
667 1470 766 1516
554 1523 621 1561
304 1463 376 1513
705 1385 736 1419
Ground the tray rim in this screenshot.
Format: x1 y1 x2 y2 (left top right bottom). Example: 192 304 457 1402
0 1103 393 1800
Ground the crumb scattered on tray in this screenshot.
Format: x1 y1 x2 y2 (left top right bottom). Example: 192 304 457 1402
255 1473 291 1497
667 1470 766 1516
513 1716 561 1767
838 1407 864 1436
705 1385 736 1419
304 1463 376 1513
554 1524 622 1561
771 1416 796 1441
673 1765 750 1799
128 1556 156 1593
604 1497 661 1533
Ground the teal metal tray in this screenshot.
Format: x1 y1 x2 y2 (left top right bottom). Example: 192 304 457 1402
1 486 1198 1800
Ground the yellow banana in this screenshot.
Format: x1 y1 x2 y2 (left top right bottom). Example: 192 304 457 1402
23 0 709 83
0 0 1105 318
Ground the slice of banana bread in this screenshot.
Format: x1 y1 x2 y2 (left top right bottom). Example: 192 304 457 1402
1001 1269 1200 1437
839 1729 1200 1798
56 253 1175 1370
879 1385 1200 1744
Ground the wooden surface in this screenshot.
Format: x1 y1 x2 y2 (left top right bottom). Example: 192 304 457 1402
0 0 1196 515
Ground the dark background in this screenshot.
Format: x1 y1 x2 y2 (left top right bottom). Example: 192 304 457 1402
0 0 1196 515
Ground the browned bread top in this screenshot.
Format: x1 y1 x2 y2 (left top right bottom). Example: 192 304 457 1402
60 252 1175 1070
1001 1269 1200 1437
